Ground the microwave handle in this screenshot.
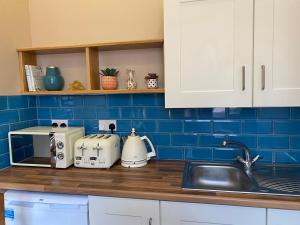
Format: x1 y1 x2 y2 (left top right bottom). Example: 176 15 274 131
49 132 56 168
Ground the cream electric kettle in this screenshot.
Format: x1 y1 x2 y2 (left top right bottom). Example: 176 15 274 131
121 128 156 168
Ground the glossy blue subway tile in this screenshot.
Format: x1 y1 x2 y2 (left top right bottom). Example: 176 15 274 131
108 94 131 106
146 133 170 146
213 147 241 161
184 120 211 133
84 120 99 134
0 139 9 155
198 108 227 119
132 120 157 132
291 107 300 119
0 153 10 169
0 96 7 110
171 134 198 146
10 122 29 131
38 120 52 126
213 121 241 134
19 108 37 121
37 108 51 119
84 95 106 107
228 108 256 119
227 135 257 148
144 107 169 119
97 107 121 119
28 96 36 107
29 120 38 127
8 96 28 109
73 108 96 119
157 146 184 160
51 108 73 119
38 96 60 107
243 120 273 134
169 109 198 119
185 147 212 160
258 136 289 149
274 120 300 135
198 134 226 147
132 94 158 106
68 120 84 127
158 120 183 133
257 107 290 119
116 120 132 132
0 110 19 124
121 107 145 119
155 94 165 106
275 151 300 164
0 125 9 139
61 96 83 107
290 136 300 149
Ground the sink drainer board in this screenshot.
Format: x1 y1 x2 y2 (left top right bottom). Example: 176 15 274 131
256 177 300 193
182 161 300 196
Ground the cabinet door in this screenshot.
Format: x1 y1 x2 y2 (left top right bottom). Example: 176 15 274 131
268 209 300 225
254 0 300 106
161 201 266 225
89 196 159 225
164 0 253 108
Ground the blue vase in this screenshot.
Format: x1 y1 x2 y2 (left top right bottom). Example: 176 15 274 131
44 67 64 91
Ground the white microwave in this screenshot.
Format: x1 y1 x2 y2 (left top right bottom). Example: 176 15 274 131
8 126 85 168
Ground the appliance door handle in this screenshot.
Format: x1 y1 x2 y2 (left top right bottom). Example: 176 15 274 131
49 132 56 168
261 65 266 90
242 66 246 91
141 136 156 160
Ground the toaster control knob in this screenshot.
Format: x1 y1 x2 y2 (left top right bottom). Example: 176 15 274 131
57 152 64 160
56 141 64 149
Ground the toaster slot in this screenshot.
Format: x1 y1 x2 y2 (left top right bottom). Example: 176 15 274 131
89 135 97 139
90 157 97 160
97 135 104 139
104 135 111 139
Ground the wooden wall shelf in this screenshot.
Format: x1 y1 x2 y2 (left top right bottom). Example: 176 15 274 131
18 39 164 95
20 88 165 96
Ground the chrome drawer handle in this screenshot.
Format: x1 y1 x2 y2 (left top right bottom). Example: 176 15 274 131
242 66 246 91
261 65 266 90
149 217 152 225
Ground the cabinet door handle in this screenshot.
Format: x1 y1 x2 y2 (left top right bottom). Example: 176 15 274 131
242 66 246 91
148 217 152 225
261 65 266 90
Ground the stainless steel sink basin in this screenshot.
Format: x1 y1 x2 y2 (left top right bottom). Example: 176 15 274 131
183 162 256 192
182 161 300 196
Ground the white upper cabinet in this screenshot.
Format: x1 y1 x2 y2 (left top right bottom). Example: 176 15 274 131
268 209 300 225
161 201 266 225
164 0 254 108
254 0 300 107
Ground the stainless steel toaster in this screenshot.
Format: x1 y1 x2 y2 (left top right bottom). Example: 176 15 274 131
74 134 120 168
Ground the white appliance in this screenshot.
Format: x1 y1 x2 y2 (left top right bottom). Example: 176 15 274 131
121 128 156 168
74 134 120 168
8 126 85 168
4 190 88 225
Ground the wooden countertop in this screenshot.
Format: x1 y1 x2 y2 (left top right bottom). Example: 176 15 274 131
0 160 300 210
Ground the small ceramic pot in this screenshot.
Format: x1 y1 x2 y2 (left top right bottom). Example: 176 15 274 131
101 76 118 90
147 78 159 89
43 67 64 91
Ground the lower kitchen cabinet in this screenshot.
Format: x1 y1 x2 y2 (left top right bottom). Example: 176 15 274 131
89 196 160 225
161 201 266 225
268 209 300 225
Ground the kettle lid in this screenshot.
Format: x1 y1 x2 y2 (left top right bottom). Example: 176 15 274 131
130 128 137 137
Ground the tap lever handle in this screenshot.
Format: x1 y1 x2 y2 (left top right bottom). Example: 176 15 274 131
251 155 260 164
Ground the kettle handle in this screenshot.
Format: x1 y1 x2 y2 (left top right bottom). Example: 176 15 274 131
141 136 156 160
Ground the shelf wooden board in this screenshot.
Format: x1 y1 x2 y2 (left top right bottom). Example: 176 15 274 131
17 39 164 54
20 88 165 95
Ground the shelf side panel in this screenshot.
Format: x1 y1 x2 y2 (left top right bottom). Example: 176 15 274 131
18 51 37 92
86 47 100 90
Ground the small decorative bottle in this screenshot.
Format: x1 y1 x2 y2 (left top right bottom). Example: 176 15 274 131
126 69 137 89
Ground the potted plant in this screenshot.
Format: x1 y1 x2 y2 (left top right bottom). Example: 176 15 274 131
145 73 159 89
99 68 119 90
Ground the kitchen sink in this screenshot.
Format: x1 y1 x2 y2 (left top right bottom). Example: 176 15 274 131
183 161 256 192
183 161 300 196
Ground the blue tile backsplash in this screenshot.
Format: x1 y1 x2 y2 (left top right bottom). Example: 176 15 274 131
0 96 37 169
2 93 300 168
